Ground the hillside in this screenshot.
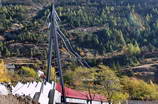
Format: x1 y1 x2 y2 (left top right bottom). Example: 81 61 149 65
1 0 158 74
2 0 158 102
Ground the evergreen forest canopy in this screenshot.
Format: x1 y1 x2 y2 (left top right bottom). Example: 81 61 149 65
1 0 158 60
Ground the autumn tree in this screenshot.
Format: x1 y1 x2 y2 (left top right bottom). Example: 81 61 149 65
96 65 128 104
64 66 129 104
121 77 158 100
124 42 141 55
64 67 100 104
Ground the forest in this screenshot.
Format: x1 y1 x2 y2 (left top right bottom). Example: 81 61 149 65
1 0 158 103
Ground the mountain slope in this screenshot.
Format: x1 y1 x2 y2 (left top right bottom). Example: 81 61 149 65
1 0 158 69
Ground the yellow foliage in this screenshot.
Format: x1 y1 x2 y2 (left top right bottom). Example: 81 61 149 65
121 77 158 100
0 73 11 82
123 43 141 55
0 59 11 82
112 92 129 104
20 66 37 78
50 67 56 81
0 59 7 75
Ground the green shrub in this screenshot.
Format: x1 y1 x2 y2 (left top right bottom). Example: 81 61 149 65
20 66 37 78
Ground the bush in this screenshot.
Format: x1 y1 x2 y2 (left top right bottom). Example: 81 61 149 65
124 43 141 55
20 67 37 78
121 77 158 100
